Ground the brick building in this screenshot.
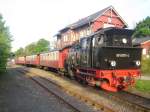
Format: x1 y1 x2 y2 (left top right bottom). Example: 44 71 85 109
55 6 128 49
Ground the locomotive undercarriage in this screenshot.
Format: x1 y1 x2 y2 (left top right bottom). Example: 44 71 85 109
68 67 141 92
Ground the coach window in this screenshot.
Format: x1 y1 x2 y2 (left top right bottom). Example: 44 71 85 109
45 54 47 61
55 52 57 60
50 53 51 60
52 52 54 60
47 54 49 60
47 54 49 61
43 54 45 61
54 52 56 60
57 52 59 60
53 52 55 60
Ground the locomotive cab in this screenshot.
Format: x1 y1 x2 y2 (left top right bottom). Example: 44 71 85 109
91 28 142 70
92 27 133 48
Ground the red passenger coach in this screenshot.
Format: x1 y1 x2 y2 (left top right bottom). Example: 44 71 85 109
26 55 40 66
40 51 59 68
15 56 26 65
39 47 69 71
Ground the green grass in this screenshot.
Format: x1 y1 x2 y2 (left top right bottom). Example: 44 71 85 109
135 80 150 92
141 58 150 75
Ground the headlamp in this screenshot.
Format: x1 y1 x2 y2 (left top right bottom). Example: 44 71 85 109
110 60 116 67
135 60 141 66
122 38 127 44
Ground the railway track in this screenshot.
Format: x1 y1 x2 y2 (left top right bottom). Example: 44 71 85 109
101 90 150 112
15 66 150 112
117 91 150 110
16 69 100 112
15 67 114 112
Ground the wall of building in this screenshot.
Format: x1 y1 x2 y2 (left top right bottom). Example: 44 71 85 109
58 25 92 48
92 9 124 32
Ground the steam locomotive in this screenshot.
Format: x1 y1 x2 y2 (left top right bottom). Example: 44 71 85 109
15 27 142 92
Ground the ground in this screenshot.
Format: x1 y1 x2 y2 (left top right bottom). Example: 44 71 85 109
0 68 76 112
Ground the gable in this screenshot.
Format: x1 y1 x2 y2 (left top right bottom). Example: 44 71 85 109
92 7 127 32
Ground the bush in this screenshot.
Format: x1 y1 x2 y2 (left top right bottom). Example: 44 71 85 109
141 57 150 74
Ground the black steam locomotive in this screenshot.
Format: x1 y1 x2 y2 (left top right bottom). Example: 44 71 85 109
66 27 142 91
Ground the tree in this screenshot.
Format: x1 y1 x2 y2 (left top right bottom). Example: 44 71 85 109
133 16 150 37
15 47 25 56
35 39 49 53
15 38 50 56
24 43 36 55
0 14 11 72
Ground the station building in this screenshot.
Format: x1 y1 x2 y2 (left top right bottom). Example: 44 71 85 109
55 5 128 49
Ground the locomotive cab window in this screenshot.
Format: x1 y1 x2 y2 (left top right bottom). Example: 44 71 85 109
112 35 131 46
97 35 104 45
92 34 104 48
105 33 132 47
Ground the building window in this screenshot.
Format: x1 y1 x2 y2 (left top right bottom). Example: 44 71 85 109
75 33 79 41
73 34 76 41
87 27 91 35
63 35 68 42
80 30 84 37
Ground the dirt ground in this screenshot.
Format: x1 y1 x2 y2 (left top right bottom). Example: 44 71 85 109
0 68 76 112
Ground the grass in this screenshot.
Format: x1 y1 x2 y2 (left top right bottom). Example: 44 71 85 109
141 58 150 76
135 80 150 92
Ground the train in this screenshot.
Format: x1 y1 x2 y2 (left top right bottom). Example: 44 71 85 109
15 27 142 92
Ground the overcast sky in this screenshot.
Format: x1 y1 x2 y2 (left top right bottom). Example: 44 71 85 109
0 0 150 51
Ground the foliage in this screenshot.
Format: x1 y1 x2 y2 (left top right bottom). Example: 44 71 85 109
0 14 11 72
135 80 150 92
24 43 36 55
133 16 150 37
141 57 150 74
15 38 49 56
15 47 25 57
35 39 49 54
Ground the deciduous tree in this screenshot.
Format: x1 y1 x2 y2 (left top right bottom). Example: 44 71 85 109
133 16 150 37
0 14 11 72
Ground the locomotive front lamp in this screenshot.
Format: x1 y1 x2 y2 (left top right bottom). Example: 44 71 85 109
135 60 141 66
110 60 116 67
122 38 127 44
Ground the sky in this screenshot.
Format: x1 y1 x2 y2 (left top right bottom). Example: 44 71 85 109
0 0 150 51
